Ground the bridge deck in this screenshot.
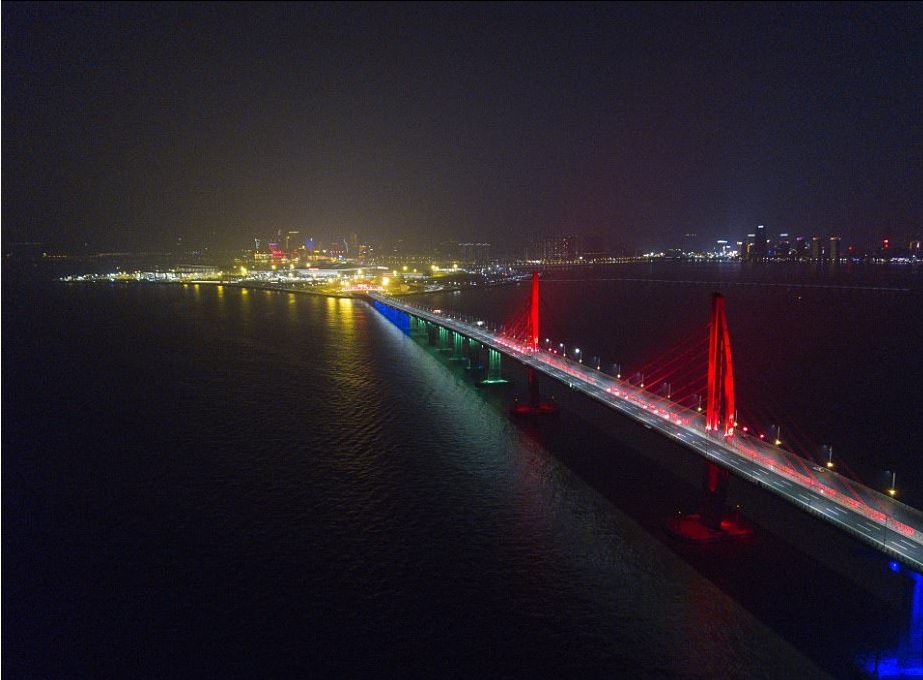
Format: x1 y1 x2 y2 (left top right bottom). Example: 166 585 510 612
367 292 923 572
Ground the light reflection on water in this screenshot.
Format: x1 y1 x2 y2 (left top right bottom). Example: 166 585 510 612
4 275 916 678
860 564 923 678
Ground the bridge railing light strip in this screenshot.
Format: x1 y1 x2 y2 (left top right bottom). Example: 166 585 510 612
368 293 923 562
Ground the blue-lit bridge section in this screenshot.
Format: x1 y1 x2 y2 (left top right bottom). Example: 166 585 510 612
371 299 411 333
365 291 923 572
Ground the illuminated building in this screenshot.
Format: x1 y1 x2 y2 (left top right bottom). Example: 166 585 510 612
811 236 822 260
542 235 577 262
749 224 768 261
777 233 792 258
458 242 491 264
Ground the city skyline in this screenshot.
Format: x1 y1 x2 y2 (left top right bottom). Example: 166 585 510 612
3 2 921 254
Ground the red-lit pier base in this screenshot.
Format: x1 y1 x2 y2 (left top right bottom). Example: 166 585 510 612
665 512 754 542
668 461 753 540
667 510 755 543
511 368 559 416
510 402 559 416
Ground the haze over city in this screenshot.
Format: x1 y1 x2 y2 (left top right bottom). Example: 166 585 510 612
6 5 923 678
3 2 921 255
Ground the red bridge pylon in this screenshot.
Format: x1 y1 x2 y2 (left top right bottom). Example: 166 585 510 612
512 272 557 416
667 293 752 541
706 292 735 437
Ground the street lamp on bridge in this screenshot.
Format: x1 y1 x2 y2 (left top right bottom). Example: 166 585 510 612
575 348 582 363
887 471 897 497
660 382 671 400
559 342 566 358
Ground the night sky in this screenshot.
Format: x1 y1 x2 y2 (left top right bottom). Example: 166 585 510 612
3 2 921 253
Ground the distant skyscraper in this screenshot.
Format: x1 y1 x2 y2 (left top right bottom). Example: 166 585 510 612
777 233 791 259
909 236 922 256
542 235 577 262
828 235 840 262
458 242 491 264
745 233 756 260
751 225 768 261
811 236 822 260
284 231 300 252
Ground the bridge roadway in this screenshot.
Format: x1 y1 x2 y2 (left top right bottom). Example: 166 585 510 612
367 292 923 571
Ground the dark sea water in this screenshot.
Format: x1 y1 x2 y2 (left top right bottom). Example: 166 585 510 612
3 262 921 679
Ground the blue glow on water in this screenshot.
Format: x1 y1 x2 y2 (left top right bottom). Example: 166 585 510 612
860 567 923 677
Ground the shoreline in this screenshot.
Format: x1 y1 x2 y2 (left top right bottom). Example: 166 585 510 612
54 276 528 300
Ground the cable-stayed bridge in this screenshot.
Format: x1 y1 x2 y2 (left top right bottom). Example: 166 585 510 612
365 275 923 572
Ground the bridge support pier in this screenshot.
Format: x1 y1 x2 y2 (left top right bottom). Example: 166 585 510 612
450 331 466 362
666 456 752 541
511 365 558 416
477 348 509 386
511 272 557 416
701 461 730 531
465 339 483 371
438 326 451 352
